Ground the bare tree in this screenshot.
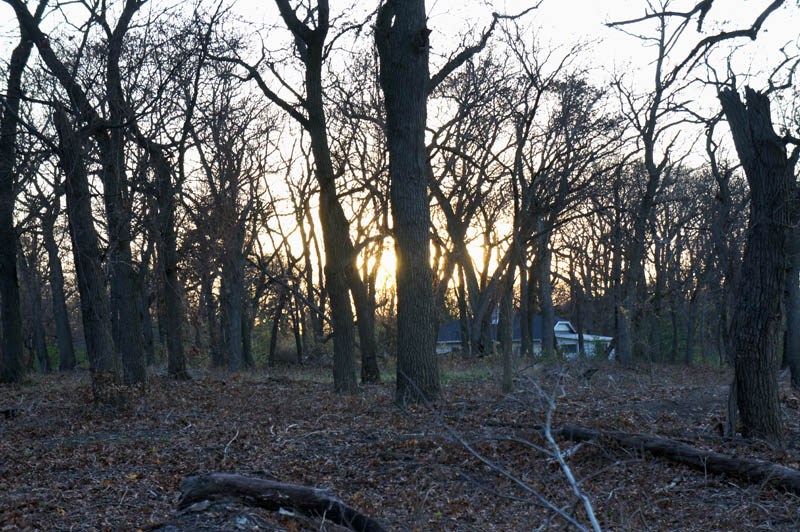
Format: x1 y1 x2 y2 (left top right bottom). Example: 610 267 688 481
0 0 46 383
720 86 797 443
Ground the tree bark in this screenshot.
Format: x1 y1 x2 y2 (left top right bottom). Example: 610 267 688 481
201 270 223 368
376 0 441 403
498 274 514 393
140 280 155 367
268 291 285 368
785 224 800 391
224 229 246 372
41 208 76 371
54 107 120 402
536 239 555 357
103 1 145 385
150 148 188 380
0 2 43 383
719 87 788 444
17 244 50 373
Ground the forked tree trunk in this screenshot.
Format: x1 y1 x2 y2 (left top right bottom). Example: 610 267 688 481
150 148 188 379
54 107 120 402
0 3 43 383
720 86 789 444
376 0 441 403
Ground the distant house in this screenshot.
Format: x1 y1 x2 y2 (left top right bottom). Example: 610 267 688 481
436 314 612 358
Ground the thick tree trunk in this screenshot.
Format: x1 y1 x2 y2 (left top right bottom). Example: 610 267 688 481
41 211 76 371
684 300 696 366
670 302 679 363
308 128 358 392
242 298 254 369
498 273 514 393
0 12 39 384
786 225 800 391
610 181 629 365
720 87 789 444
108 244 145 384
225 236 246 373
54 107 120 402
151 148 188 380
377 1 441 402
101 0 146 386
346 265 380 384
536 241 555 357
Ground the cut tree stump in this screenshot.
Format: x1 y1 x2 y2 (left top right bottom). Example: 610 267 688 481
178 473 387 532
554 425 800 494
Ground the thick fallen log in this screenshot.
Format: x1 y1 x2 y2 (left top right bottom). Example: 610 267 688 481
178 473 386 532
554 425 800 494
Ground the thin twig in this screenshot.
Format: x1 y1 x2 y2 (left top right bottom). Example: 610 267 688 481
535 382 603 532
223 427 240 462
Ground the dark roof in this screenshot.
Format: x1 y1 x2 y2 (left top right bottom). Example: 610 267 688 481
438 314 564 343
437 320 463 343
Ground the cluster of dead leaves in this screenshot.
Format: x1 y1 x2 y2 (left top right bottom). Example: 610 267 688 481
1 361 799 531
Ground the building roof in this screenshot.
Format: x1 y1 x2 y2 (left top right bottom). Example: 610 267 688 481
437 314 567 344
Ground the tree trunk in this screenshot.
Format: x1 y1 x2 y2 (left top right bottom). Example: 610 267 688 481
225 236 245 373
202 270 223 368
101 0 146 386
498 273 514 393
521 262 535 358
290 296 304 364
684 299 696 366
0 8 40 384
140 280 155 367
457 267 471 357
18 245 50 373
785 224 800 391
268 292 286 368
536 240 555 357
241 297 254 369
376 1 441 403
42 216 76 371
347 265 380 384
54 107 120 402
151 148 188 380
720 87 788 444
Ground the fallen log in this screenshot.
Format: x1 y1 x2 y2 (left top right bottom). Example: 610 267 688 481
554 425 800 494
178 473 386 532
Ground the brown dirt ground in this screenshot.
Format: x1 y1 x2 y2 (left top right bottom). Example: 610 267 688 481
1 359 799 531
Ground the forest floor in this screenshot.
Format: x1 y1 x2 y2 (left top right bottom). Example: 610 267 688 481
2 357 800 531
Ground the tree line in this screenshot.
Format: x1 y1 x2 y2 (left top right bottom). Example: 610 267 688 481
0 0 797 443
